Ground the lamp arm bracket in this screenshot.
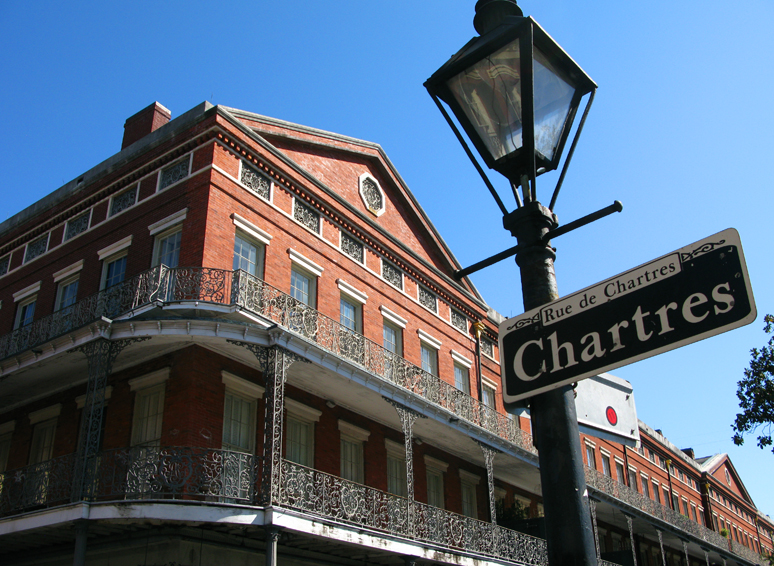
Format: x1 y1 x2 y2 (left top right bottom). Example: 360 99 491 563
452 200 622 281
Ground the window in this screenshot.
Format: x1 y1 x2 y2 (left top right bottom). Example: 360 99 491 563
0 255 10 277
153 228 182 268
601 453 612 477
418 286 437 313
691 504 698 522
339 421 369 484
382 260 403 290
642 475 650 498
24 234 49 264
671 491 680 512
29 418 57 465
340 232 364 264
55 276 79 311
628 468 639 492
682 498 690 516
451 309 468 333
480 336 495 359
15 296 36 329
285 399 321 468
425 456 447 509
385 440 407 497
233 233 264 277
291 267 314 306
359 174 386 216
653 481 661 504
109 185 137 217
64 211 91 241
460 471 480 519
0 430 11 475
454 363 470 395
340 296 361 332
482 383 496 409
585 444 597 470
240 161 271 200
383 321 402 356
159 156 190 190
131 384 165 448
421 343 438 376
615 460 626 484
293 198 320 233
222 391 257 453
103 254 127 289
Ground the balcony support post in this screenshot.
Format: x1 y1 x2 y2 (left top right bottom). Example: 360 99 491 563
229 339 307 505
657 529 667 566
477 441 499 525
589 498 601 560
72 519 88 566
265 527 281 566
681 539 690 566
625 514 638 566
701 548 710 566
72 337 147 501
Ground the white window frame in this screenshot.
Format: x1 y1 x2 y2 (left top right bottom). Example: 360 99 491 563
221 371 263 453
482 376 498 409
23 233 51 264
600 449 612 477
157 154 192 192
418 329 441 377
64 209 93 242
460 469 480 519
285 399 321 468
233 229 267 279
152 226 183 268
385 439 407 497
14 294 37 330
339 420 369 484
108 184 139 218
55 274 80 311
98 236 133 290
425 455 448 509
128 369 170 448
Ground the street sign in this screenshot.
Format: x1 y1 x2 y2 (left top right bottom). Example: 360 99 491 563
499 228 756 402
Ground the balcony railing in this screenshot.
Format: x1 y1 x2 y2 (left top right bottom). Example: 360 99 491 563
0 266 534 454
0 449 546 565
277 459 547 564
584 466 765 565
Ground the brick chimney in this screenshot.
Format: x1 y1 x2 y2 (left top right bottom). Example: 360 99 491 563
122 102 171 149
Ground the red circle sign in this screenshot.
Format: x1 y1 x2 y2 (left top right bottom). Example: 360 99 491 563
606 406 618 426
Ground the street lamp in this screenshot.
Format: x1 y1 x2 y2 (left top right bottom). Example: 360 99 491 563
426 2 613 566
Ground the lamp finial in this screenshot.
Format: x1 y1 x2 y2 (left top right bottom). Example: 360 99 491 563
474 0 523 35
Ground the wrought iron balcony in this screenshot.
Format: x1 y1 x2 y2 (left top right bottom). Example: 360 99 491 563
0 448 547 565
584 466 765 565
278 459 547 564
0 266 534 454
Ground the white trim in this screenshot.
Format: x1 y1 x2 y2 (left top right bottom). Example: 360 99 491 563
29 404 62 424
53 260 85 283
285 398 322 422
75 387 113 409
97 236 133 260
337 279 368 304
385 439 405 459
380 306 407 328
614 456 625 465
232 213 273 246
417 329 442 350
221 371 265 400
288 249 324 277
0 421 15 435
358 173 386 217
459 469 481 484
338 420 370 442
584 439 597 447
494 487 507 500
451 350 473 368
149 208 188 235
128 368 171 392
424 455 449 473
599 448 611 457
481 375 498 390
13 281 42 302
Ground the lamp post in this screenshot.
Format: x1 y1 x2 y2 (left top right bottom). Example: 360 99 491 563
425 2 600 565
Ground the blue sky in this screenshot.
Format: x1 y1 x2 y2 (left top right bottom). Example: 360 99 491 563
2 1 773 515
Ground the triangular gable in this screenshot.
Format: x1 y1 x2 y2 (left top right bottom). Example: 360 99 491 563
221 106 485 306
701 454 755 506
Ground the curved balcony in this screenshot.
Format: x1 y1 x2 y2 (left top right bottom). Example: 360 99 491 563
0 448 547 565
0 266 534 454
584 466 764 565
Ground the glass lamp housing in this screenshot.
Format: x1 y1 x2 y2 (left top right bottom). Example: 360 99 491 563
426 16 596 184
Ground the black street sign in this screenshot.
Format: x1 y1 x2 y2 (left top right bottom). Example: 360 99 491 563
499 229 757 402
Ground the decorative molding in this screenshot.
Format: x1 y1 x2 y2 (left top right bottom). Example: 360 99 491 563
76 386 113 409
337 279 368 304
288 248 324 277
29 403 62 424
385 438 405 458
53 260 85 283
13 281 42 302
128 368 171 391
417 329 442 350
451 350 473 368
0 420 16 435
286 398 322 422
232 213 273 246
222 370 265 400
148 208 188 235
338 420 371 442
358 173 386 217
97 235 133 260
481 375 498 390
424 454 449 473
460 469 481 484
380 305 407 328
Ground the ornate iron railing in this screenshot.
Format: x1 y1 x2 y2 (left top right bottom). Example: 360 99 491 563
584 467 764 565
0 447 261 516
231 270 536 453
278 459 548 564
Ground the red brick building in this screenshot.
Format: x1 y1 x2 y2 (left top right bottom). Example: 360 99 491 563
0 101 770 566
